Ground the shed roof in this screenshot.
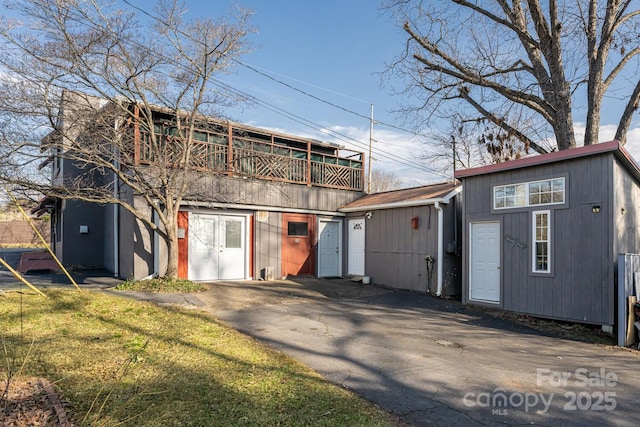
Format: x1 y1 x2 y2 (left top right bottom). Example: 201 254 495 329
454 140 640 181
339 181 461 212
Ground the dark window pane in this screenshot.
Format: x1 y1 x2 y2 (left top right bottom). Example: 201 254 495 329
288 221 308 236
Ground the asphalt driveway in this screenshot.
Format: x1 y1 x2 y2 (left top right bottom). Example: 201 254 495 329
195 278 640 427
3 267 640 426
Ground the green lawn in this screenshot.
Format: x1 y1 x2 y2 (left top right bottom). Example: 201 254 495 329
1 290 401 426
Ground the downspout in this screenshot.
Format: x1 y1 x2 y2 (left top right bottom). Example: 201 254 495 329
113 119 120 278
153 208 159 277
113 183 119 277
434 201 445 296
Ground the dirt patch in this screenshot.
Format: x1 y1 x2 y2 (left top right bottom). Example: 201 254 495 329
1 377 73 426
472 306 616 346
198 278 389 312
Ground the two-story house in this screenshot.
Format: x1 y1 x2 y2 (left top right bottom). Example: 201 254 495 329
39 91 365 281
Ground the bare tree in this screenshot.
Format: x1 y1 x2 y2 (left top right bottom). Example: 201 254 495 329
385 0 640 151
369 169 403 193
0 0 254 278
423 116 531 176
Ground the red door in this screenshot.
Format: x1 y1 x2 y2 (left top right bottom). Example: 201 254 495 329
177 211 189 279
282 213 315 277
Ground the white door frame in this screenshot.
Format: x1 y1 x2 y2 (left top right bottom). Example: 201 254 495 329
318 219 342 277
469 221 501 304
188 211 250 281
347 218 366 276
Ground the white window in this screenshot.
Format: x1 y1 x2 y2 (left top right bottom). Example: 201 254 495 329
494 178 565 210
532 210 550 273
494 183 526 208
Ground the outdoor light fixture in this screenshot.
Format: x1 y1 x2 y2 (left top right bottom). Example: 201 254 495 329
592 205 601 213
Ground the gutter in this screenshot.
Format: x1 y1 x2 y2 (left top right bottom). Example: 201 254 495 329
181 200 346 217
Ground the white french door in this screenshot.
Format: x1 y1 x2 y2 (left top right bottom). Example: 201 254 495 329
188 213 246 281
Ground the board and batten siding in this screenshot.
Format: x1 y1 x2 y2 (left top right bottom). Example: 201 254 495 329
462 153 615 325
190 174 362 212
350 203 460 295
613 158 640 255
254 211 283 279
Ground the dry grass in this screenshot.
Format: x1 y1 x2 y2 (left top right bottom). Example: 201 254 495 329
114 278 208 293
1 290 401 426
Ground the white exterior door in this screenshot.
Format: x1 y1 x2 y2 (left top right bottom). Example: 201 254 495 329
188 213 246 281
218 216 246 280
469 221 501 303
318 220 341 277
347 218 365 276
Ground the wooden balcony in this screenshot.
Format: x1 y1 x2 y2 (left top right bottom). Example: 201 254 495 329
135 121 364 192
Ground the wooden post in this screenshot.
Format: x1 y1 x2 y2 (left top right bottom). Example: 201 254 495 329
361 155 365 192
133 105 140 165
227 122 233 173
626 296 637 346
306 140 312 186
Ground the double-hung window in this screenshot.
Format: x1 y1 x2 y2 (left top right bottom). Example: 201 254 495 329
532 210 550 273
493 178 561 274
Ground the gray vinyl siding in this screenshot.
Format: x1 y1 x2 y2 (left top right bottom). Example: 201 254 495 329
462 153 615 325
190 174 362 212
254 211 283 279
613 159 640 254
73 175 358 278
59 199 106 268
363 205 436 292
345 203 459 295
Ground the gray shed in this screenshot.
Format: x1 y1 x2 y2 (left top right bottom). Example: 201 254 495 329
455 140 640 330
339 182 462 296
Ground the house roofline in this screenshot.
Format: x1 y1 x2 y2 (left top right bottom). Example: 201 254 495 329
338 186 461 212
454 140 631 178
127 99 351 152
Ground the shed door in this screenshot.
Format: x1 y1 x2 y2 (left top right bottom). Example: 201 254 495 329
318 220 341 277
469 221 501 303
347 218 365 275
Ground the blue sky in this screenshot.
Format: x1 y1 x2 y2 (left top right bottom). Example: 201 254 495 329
185 0 640 186
6 1 640 187
186 0 442 186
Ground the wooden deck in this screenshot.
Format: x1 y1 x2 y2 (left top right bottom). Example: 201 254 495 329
17 251 60 272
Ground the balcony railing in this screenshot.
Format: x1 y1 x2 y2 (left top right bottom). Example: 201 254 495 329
136 126 364 191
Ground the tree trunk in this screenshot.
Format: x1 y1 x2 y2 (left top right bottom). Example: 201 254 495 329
553 84 577 150
164 224 180 279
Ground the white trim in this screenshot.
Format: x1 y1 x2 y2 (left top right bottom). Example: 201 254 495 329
188 212 251 281
317 218 342 278
469 221 501 304
347 218 366 276
494 177 565 210
434 202 445 296
339 187 461 213
181 200 344 216
532 210 551 273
